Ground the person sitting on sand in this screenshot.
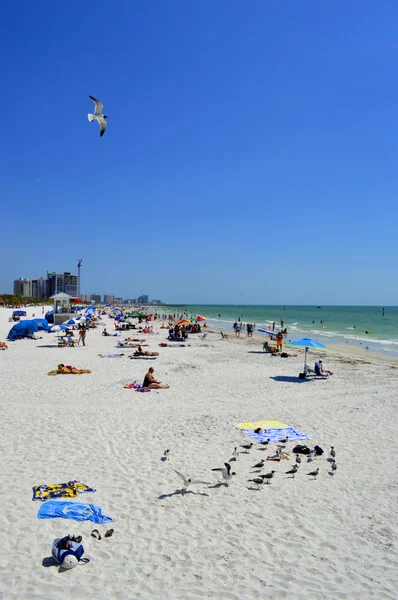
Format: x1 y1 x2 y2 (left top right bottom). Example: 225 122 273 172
314 360 334 376
0 342 8 349
57 364 91 375
135 346 159 357
143 367 169 389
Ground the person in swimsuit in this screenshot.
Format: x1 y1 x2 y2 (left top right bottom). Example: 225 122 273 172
57 364 91 374
143 367 169 389
135 346 159 357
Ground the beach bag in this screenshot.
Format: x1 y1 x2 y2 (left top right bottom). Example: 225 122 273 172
293 444 311 455
314 445 324 456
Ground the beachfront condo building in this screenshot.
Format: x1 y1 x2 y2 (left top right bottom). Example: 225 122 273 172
46 272 78 297
137 294 149 304
104 294 115 304
14 277 46 298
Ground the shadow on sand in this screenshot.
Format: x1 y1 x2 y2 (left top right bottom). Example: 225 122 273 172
269 376 310 384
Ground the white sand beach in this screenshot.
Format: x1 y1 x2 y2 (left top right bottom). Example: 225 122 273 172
0 307 397 600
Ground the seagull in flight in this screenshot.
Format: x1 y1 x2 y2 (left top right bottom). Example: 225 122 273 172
88 95 108 136
171 468 210 493
211 462 236 484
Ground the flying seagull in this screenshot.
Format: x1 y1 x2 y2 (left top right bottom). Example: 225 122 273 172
211 462 236 484
88 95 107 137
171 468 210 493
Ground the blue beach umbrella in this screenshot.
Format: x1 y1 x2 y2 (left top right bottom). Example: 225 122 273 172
50 325 70 332
63 318 79 326
287 337 326 372
258 328 277 336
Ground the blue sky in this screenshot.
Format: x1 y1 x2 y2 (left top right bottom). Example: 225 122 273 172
1 0 397 304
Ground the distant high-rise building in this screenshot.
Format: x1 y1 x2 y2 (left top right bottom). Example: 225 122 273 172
14 278 32 297
104 294 115 304
92 294 101 303
151 299 162 304
47 272 78 297
137 294 149 304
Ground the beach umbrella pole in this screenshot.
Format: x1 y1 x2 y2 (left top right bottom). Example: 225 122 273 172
304 347 308 373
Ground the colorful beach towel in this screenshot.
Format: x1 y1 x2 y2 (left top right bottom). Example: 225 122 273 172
32 480 96 502
98 353 125 358
243 427 310 443
234 419 287 430
38 501 113 523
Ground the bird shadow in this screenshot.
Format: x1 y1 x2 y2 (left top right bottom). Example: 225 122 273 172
247 486 262 491
160 457 168 463
328 472 335 477
327 458 334 463
207 482 228 489
269 376 310 383
158 489 209 499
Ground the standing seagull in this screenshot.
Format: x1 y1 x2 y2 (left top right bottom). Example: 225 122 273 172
260 471 276 484
163 449 170 461
211 462 236 484
330 446 336 458
251 460 265 469
307 468 319 480
295 454 302 464
232 447 239 461
248 477 264 490
171 468 210 493
331 460 337 472
240 443 253 451
285 465 299 478
88 95 108 137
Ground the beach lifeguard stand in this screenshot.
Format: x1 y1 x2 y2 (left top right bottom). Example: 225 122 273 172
50 292 73 325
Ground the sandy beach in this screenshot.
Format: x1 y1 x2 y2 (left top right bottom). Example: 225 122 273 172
1 307 397 600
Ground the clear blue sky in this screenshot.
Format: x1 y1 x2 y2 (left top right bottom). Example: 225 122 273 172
1 0 397 304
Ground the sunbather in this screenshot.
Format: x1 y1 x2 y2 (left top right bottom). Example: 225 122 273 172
0 342 8 349
314 360 334 376
57 364 91 375
135 346 159 357
143 367 169 389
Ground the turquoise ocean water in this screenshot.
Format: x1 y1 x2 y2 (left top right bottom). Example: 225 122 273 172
163 305 398 356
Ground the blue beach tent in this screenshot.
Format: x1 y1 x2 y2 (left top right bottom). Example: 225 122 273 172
45 311 54 324
7 320 39 341
32 318 50 331
13 310 27 317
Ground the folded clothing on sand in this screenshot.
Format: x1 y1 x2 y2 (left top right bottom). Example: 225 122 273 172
243 426 310 443
32 480 96 501
124 382 151 392
38 501 113 523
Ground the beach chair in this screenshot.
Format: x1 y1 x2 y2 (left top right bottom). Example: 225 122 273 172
220 331 229 340
200 333 208 340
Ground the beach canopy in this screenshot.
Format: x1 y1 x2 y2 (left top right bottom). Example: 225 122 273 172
13 310 26 316
177 319 191 325
7 320 39 341
127 311 146 319
196 315 206 321
32 318 50 331
287 337 327 372
115 313 125 321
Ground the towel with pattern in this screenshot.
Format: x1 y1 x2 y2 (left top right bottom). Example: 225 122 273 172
234 419 287 430
38 501 113 523
124 382 151 392
32 480 96 501
243 426 310 443
98 353 125 358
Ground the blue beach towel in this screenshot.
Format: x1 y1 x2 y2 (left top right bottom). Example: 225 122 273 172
38 501 113 523
243 427 310 443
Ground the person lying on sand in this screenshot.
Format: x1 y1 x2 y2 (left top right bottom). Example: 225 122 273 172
143 367 169 389
124 338 146 342
57 364 91 375
135 346 159 357
0 342 8 349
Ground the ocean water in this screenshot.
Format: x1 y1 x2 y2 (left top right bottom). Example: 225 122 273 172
162 305 398 352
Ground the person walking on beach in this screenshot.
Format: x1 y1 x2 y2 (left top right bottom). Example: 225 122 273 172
276 331 283 351
79 325 87 347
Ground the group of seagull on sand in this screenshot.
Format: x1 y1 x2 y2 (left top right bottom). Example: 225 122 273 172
162 438 337 494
